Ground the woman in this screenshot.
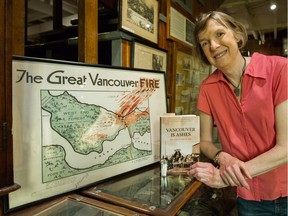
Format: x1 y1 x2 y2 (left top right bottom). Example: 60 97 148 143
187 11 287 215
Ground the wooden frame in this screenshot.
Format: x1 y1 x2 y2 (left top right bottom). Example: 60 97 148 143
167 1 196 47
132 41 167 73
120 0 159 44
8 56 167 210
6 193 148 215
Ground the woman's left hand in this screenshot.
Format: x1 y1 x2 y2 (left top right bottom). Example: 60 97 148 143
218 152 252 190
187 162 228 188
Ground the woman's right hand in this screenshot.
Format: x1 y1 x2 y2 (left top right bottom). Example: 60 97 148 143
187 162 228 188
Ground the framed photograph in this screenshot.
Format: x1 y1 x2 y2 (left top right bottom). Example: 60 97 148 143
172 0 193 15
167 5 196 47
132 41 167 73
120 0 159 44
8 56 167 210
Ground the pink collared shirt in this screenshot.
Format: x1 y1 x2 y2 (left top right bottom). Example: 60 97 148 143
197 52 287 201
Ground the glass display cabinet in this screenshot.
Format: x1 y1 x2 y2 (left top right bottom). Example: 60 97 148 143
81 163 201 216
6 163 203 216
7 193 148 216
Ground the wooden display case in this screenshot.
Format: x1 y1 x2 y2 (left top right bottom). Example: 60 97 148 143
5 163 203 216
81 163 202 216
7 194 148 216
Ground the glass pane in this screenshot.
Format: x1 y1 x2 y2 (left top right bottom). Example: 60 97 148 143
35 199 122 216
94 166 195 209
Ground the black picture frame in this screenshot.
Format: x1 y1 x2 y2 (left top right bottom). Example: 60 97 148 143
8 56 167 210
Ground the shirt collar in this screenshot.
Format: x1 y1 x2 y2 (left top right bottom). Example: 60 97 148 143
205 52 267 85
245 52 267 79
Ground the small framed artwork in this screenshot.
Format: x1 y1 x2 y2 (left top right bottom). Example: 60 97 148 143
167 6 195 47
132 41 167 73
120 0 159 44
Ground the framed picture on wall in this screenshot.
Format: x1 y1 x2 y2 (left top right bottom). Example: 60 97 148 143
132 41 167 73
7 56 167 211
120 0 159 44
167 6 196 47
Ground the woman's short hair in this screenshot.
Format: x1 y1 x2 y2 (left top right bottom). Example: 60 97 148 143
194 11 248 65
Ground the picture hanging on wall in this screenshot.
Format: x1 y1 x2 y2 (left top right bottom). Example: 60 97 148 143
167 3 196 47
7 56 167 211
120 0 159 44
132 41 167 73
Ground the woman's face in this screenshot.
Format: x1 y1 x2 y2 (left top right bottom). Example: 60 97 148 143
198 19 240 69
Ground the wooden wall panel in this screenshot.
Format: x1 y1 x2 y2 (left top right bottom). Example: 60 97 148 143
121 40 131 67
0 2 6 205
12 0 25 55
0 1 21 215
0 0 13 190
78 0 98 64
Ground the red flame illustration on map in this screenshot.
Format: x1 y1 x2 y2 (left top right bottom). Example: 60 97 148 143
116 79 157 116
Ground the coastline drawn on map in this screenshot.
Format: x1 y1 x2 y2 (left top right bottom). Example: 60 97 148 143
41 86 157 182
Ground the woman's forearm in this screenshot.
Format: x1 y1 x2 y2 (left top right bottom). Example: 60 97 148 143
246 144 287 177
247 101 288 177
200 140 221 160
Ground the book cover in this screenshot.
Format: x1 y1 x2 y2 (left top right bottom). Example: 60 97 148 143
160 113 200 175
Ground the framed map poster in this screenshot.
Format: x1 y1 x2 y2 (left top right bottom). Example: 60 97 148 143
120 0 159 44
8 56 167 210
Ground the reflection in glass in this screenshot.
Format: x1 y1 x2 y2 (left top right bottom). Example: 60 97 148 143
35 199 122 216
94 167 195 209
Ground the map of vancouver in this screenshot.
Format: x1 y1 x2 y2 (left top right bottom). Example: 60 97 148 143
41 89 152 183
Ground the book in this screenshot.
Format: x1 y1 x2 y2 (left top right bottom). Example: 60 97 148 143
160 113 200 175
